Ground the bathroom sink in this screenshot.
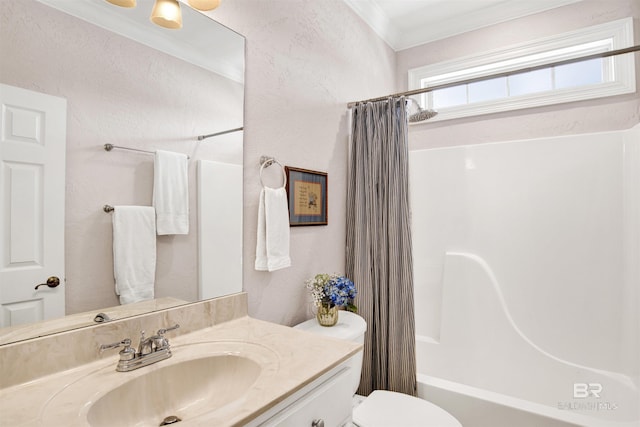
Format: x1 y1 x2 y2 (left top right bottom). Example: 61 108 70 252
39 341 280 426
87 354 261 426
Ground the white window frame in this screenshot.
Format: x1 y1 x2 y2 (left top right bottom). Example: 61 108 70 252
408 18 635 123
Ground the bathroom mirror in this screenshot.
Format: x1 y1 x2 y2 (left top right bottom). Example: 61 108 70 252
0 0 244 344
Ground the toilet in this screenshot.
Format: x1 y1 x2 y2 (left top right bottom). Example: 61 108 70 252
295 311 462 427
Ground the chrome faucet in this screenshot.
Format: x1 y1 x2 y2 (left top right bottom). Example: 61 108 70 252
99 324 180 372
137 331 154 356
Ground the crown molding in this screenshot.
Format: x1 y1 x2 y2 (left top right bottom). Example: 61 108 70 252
343 0 583 51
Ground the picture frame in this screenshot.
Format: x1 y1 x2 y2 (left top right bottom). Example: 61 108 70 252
284 166 328 226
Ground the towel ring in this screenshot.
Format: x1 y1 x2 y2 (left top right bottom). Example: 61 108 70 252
259 158 287 189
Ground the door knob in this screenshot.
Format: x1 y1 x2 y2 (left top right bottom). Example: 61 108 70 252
35 276 61 290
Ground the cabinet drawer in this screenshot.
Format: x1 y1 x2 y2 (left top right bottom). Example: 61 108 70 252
260 367 352 427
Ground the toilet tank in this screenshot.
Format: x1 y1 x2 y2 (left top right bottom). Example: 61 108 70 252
294 311 367 396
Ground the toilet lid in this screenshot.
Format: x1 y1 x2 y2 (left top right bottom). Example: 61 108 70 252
353 390 462 427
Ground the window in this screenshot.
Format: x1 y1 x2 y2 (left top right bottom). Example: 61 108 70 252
408 18 635 122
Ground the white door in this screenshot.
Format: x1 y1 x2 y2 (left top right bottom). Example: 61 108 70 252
0 84 66 327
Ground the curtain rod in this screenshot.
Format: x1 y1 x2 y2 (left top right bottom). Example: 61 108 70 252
197 126 244 141
347 45 640 108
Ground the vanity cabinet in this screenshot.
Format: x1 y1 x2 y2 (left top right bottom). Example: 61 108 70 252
247 363 353 427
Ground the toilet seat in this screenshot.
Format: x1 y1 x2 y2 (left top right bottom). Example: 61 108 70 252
352 390 462 427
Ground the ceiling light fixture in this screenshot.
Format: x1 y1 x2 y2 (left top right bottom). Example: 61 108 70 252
105 0 221 30
187 0 221 11
150 0 183 30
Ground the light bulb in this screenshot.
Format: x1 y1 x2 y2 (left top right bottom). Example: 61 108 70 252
187 0 221 11
105 0 136 7
150 0 183 30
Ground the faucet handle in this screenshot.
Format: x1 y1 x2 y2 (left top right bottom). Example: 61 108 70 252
157 324 180 336
118 339 136 361
152 324 180 351
99 338 132 353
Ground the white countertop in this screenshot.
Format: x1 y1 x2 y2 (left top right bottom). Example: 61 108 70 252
0 316 361 426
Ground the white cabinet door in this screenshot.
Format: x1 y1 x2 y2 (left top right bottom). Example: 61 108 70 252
258 367 353 427
0 84 66 327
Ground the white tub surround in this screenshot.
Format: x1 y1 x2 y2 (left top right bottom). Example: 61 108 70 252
410 125 640 427
0 293 361 426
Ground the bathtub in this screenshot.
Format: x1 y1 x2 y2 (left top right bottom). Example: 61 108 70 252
417 374 629 427
409 127 640 427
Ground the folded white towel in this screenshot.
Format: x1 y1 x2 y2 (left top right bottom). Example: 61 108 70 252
153 150 189 235
255 187 291 272
112 206 156 305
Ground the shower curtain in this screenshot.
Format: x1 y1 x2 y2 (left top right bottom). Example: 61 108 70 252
346 97 417 396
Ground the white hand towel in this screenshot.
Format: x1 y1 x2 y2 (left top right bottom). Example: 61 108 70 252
153 150 189 235
255 187 291 272
112 206 156 305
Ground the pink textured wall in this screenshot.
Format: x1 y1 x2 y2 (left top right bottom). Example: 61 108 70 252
396 0 640 150
1 0 396 324
1 0 243 313
8 0 625 327
210 0 397 325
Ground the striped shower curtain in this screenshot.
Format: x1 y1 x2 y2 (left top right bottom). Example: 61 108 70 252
346 97 417 396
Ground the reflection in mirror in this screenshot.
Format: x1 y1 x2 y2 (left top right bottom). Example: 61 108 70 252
0 0 244 344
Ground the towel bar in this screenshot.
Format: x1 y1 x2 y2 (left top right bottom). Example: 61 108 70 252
104 144 189 159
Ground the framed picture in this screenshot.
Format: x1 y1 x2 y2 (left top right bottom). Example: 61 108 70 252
285 166 328 226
